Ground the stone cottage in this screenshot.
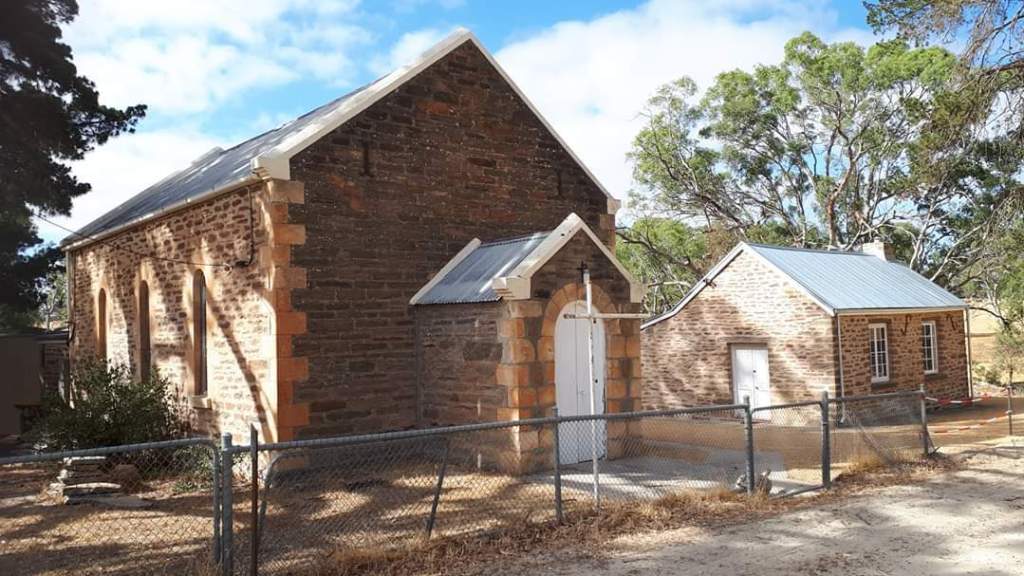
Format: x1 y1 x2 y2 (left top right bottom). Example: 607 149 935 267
61 29 637 445
642 241 971 410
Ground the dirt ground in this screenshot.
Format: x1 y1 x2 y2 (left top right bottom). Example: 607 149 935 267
498 438 1024 576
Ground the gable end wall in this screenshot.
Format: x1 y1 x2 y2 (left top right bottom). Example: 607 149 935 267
642 250 837 408
287 41 614 438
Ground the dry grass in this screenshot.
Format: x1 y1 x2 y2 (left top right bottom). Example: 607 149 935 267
314 455 960 576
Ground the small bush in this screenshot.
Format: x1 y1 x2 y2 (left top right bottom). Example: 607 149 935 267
37 360 187 450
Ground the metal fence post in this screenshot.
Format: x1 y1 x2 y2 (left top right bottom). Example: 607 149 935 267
1007 384 1015 437
743 395 755 496
552 408 563 524
221 433 234 576
820 390 831 489
249 425 259 576
425 438 450 539
212 443 222 564
919 384 930 458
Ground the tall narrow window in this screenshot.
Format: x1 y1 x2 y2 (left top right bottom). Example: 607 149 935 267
193 271 207 396
138 281 151 382
97 288 107 360
869 323 889 384
921 321 938 375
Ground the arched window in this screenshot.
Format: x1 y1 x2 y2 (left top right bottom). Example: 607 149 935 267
192 271 208 396
138 281 151 382
97 288 107 360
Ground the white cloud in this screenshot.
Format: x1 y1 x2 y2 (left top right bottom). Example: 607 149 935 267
38 129 228 241
49 0 875 240
370 27 452 76
494 0 873 204
392 0 465 13
65 0 372 113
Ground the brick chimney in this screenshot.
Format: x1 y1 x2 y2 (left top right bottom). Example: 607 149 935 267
862 239 894 261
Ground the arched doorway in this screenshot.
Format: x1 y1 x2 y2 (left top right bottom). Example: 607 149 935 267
554 300 606 464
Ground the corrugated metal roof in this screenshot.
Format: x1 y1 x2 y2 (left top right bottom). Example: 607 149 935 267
415 232 549 305
70 85 372 241
746 243 966 312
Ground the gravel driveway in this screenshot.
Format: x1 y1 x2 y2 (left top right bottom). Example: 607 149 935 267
507 442 1024 576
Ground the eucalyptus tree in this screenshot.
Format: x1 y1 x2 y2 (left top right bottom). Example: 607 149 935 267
626 32 1022 299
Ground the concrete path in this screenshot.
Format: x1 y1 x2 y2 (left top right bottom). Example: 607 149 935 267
507 442 1024 576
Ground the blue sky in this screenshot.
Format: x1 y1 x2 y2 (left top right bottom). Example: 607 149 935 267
42 0 878 244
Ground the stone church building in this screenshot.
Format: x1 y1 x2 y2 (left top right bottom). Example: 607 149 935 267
62 29 642 455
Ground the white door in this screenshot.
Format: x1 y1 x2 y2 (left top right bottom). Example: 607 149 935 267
731 345 771 410
555 300 606 465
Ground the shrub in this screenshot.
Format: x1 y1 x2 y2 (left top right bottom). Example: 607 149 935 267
37 360 187 450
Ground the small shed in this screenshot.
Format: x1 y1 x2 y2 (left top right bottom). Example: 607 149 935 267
411 213 644 471
0 330 68 437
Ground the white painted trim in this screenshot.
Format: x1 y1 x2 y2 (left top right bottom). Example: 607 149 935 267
922 320 938 375
252 28 617 209
61 176 262 251
869 322 890 384
492 213 643 302
408 238 481 305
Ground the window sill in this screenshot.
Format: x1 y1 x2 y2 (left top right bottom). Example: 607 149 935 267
870 380 894 391
188 395 212 410
924 372 940 380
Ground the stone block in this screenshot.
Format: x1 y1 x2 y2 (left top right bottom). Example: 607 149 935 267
507 301 543 318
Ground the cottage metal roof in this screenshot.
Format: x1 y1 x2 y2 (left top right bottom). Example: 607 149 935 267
70 88 369 242
643 242 966 329
746 244 966 312
414 233 550 305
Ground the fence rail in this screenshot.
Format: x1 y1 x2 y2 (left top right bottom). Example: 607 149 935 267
0 390 931 576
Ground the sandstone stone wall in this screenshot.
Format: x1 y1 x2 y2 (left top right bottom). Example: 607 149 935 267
286 40 615 438
838 311 968 400
67 184 282 439
415 302 503 426
641 250 837 408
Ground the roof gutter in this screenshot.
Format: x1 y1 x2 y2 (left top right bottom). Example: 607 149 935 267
60 175 263 252
834 306 968 316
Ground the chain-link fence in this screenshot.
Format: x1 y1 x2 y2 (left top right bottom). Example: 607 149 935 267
0 390 933 576
830 392 928 478
926 386 1020 449
750 401 827 495
0 438 219 576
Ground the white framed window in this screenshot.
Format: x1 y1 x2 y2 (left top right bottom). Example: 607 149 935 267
869 323 889 384
921 321 938 375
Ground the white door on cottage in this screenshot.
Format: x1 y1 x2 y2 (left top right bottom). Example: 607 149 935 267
731 345 771 410
555 300 607 465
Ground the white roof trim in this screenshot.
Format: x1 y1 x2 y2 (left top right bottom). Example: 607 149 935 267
491 213 644 302
641 242 837 330
251 28 617 212
408 238 481 305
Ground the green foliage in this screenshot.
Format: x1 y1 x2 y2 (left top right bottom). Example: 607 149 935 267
38 361 186 450
0 1 145 324
616 218 708 315
627 31 1022 304
992 329 1024 386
